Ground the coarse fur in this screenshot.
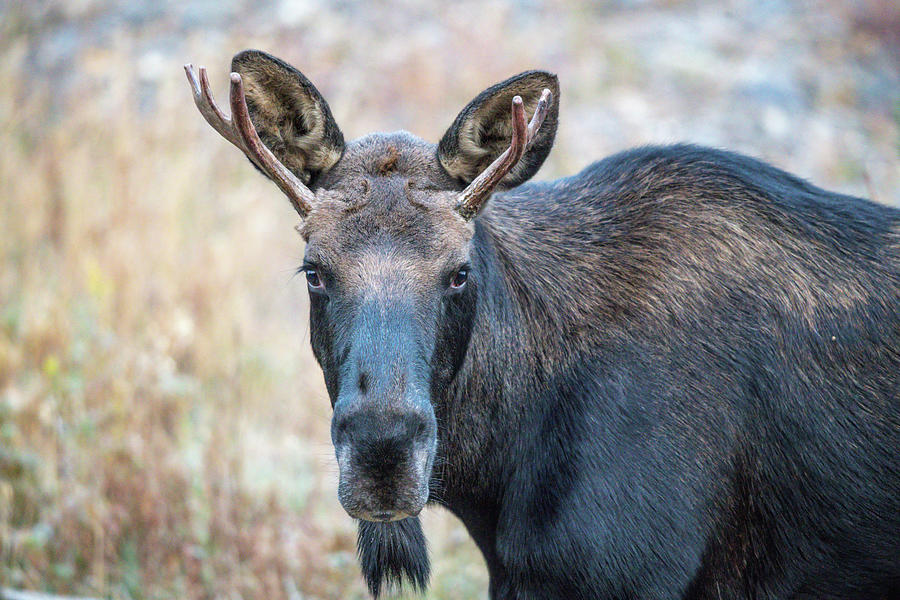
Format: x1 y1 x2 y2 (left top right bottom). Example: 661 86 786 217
357 518 430 596
437 70 559 188
204 50 900 599
232 50 344 184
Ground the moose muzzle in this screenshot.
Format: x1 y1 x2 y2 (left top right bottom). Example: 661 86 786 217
332 400 435 521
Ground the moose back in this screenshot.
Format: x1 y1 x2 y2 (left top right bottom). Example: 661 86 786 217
186 50 900 599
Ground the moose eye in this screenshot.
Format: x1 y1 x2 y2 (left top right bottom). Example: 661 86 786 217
450 269 468 289
305 268 324 290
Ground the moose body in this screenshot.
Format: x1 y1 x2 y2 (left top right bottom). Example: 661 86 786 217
438 146 900 599
186 51 900 599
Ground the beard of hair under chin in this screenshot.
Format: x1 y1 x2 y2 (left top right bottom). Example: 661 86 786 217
357 517 430 598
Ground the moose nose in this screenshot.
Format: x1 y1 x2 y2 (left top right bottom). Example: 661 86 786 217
331 402 434 452
332 395 436 521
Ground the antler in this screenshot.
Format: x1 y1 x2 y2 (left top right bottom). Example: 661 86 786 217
184 64 317 217
455 89 553 220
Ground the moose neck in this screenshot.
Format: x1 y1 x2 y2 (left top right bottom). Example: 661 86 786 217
433 185 627 559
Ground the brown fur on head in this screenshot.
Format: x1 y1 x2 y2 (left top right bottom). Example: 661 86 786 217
296 132 474 292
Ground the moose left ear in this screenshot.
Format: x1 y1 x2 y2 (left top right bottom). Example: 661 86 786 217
438 71 559 189
231 49 344 185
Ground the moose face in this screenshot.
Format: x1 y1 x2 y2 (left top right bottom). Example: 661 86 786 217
185 49 558 522
301 136 478 521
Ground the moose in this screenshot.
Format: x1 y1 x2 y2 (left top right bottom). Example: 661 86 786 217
185 50 900 599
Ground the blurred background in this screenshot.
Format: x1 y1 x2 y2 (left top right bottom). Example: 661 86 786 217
0 0 897 598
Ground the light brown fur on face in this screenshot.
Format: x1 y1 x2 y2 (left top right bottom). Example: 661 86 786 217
299 133 473 297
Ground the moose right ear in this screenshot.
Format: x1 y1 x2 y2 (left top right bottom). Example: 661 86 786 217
231 49 344 185
438 70 559 190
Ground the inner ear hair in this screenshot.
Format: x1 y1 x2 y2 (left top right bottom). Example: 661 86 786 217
464 81 550 166
438 70 559 189
231 49 344 184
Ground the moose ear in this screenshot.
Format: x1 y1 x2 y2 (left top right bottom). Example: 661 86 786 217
231 49 344 185
438 70 559 189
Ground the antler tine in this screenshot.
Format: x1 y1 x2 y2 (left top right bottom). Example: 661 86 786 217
184 64 316 217
228 73 315 216
527 89 552 143
456 96 527 220
455 89 553 221
185 64 241 148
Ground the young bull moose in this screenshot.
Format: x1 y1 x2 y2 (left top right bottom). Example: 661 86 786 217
185 51 900 599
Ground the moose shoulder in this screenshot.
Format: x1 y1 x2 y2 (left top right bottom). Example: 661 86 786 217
186 50 900 600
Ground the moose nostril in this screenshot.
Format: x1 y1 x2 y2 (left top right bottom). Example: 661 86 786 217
332 404 354 446
357 371 369 394
408 408 434 443
333 415 349 444
413 417 427 440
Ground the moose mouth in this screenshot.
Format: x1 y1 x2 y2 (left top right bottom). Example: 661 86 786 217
335 441 434 522
337 481 430 523
366 510 413 522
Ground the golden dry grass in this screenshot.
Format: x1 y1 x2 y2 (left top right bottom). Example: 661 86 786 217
0 1 897 598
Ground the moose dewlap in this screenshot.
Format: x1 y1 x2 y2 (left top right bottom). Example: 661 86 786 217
186 50 900 599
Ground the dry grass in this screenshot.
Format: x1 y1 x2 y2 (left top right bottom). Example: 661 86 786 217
0 1 897 598
0 35 362 600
